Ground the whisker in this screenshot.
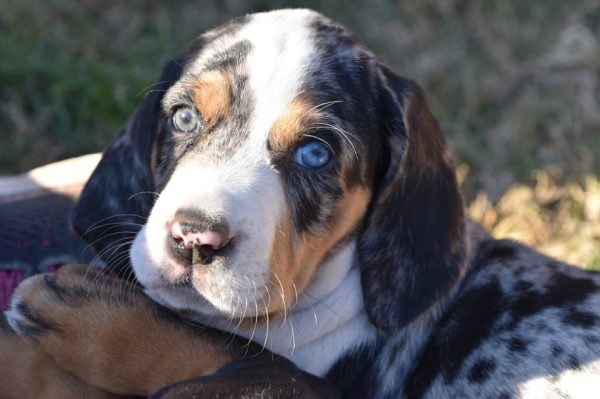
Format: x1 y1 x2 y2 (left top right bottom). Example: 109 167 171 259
83 213 147 235
272 272 288 328
261 295 269 353
315 122 361 161
301 134 336 155
287 314 296 353
301 290 344 320
137 80 173 97
301 290 319 326
128 191 160 200
90 235 135 261
93 239 135 270
163 53 184 69
82 221 144 236
291 281 299 306
301 100 343 119
83 231 137 261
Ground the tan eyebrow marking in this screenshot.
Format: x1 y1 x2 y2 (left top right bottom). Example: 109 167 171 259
268 97 321 152
193 70 231 124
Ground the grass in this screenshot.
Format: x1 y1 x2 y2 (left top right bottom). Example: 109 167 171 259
1 0 599 268
467 170 600 270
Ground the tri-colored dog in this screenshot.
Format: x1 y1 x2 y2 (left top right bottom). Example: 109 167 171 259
2 9 600 399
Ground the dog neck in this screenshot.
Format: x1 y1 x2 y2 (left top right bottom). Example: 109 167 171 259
206 240 379 377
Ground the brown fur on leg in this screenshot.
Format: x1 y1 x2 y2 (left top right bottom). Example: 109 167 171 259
0 313 120 399
7 264 244 396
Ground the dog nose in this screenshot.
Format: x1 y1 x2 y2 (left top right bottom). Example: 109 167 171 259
167 209 231 265
170 224 224 251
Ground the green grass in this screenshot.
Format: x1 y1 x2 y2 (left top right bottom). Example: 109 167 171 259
1 0 599 266
2 1 599 190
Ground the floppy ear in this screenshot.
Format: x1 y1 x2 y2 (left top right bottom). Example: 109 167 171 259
71 59 183 276
357 65 467 333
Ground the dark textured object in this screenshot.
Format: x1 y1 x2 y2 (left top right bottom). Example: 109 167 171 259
0 156 99 310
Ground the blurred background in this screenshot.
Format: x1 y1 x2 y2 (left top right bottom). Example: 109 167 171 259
1 0 599 267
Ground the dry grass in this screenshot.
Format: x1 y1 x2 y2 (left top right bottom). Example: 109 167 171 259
467 169 600 270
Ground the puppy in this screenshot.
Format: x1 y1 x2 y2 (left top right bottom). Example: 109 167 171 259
3 8 600 399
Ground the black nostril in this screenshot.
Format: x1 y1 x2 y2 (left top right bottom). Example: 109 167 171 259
167 233 193 266
194 244 216 265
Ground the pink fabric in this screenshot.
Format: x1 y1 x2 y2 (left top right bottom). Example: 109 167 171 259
0 270 23 311
0 265 61 311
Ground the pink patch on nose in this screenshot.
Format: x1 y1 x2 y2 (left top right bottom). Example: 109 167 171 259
170 222 223 250
170 222 185 241
194 231 222 250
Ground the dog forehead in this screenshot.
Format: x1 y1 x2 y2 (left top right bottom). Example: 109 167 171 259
164 9 372 166
223 12 317 121
240 10 320 150
177 9 323 158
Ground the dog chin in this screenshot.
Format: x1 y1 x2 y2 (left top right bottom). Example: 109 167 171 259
144 284 232 319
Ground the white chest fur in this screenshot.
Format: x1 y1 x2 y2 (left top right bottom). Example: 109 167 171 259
204 242 378 376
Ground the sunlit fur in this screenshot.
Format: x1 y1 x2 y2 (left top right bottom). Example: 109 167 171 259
129 9 379 375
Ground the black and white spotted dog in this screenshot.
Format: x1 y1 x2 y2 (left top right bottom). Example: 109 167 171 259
6 9 600 399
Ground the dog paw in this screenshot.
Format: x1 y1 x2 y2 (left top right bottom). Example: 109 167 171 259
5 264 237 396
5 264 155 394
7 264 123 342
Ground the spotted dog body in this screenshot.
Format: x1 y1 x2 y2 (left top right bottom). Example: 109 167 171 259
3 8 600 399
402 238 600 399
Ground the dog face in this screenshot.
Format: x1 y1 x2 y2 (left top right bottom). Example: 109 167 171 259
131 10 379 319
73 9 466 330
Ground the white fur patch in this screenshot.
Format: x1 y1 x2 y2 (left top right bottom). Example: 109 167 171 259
201 242 378 377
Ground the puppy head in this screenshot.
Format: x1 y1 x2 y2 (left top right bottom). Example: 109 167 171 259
73 9 466 328
128 10 380 320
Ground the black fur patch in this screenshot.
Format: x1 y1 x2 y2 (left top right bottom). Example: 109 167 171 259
471 239 519 272
405 279 505 397
562 309 597 328
43 269 129 307
568 355 582 370
204 40 252 71
310 15 361 49
326 343 380 398
150 355 341 399
551 344 564 357
514 280 533 292
507 336 529 353
43 273 69 302
281 160 343 233
508 271 599 329
467 358 496 383
13 301 60 337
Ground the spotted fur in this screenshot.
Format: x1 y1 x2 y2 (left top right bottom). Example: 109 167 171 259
4 8 600 399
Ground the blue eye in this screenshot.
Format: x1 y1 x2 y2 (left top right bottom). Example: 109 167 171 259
293 141 332 169
172 107 199 133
